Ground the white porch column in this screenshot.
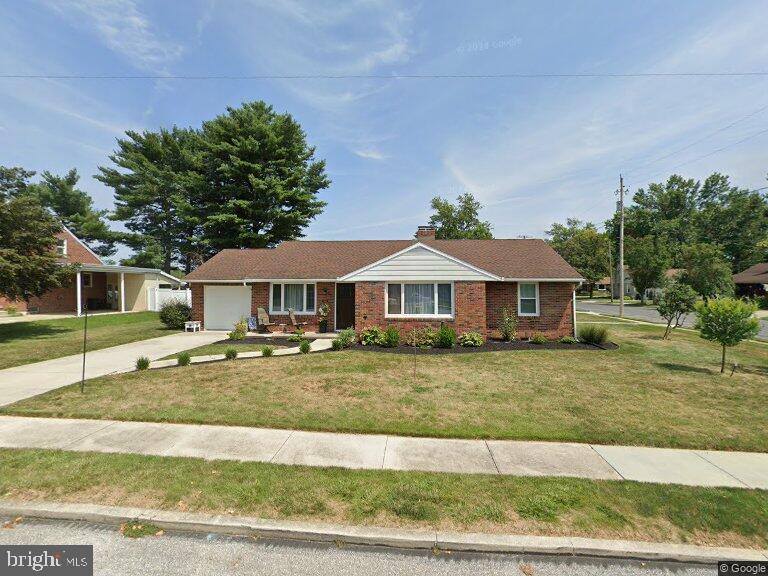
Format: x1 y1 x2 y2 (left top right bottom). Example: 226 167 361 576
76 271 82 317
120 272 125 312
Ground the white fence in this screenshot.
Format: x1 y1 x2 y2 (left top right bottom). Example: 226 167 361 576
147 287 191 312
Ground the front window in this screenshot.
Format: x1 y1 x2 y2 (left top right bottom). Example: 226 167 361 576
518 282 539 316
386 283 453 317
270 283 316 314
81 272 93 288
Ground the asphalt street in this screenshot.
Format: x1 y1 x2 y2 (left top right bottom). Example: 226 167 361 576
577 301 768 340
0 517 715 576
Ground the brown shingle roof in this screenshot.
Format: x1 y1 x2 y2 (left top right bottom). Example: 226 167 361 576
733 262 768 284
185 238 582 281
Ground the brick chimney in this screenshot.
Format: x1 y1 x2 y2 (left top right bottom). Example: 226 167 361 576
415 225 436 239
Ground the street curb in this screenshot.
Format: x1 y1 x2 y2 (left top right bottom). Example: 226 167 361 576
1 500 766 564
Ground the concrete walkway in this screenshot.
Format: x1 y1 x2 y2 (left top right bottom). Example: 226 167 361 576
0 332 223 407
1 415 766 489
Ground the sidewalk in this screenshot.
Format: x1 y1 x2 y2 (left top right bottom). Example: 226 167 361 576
1 415 766 489
0 332 223 406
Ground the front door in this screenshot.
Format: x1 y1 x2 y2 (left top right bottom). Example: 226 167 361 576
336 283 355 330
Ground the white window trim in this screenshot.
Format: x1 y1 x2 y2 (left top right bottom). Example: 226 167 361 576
82 272 93 288
57 239 67 256
269 282 317 315
385 281 454 319
518 281 540 317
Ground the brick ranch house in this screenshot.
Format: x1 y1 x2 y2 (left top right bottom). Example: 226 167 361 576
185 226 584 339
0 226 182 315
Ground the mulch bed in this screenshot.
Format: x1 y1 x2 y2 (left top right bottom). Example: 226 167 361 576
351 339 618 355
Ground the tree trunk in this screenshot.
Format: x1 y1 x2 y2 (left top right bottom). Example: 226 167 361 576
589 284 594 298
721 344 726 374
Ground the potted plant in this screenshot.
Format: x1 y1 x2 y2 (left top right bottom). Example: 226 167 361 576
317 302 330 333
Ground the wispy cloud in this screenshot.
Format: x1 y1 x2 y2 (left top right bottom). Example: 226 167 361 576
43 0 183 73
353 148 387 160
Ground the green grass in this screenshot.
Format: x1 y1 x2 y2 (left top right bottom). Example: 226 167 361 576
6 315 767 451
159 341 285 360
121 522 163 538
0 312 171 370
0 448 765 548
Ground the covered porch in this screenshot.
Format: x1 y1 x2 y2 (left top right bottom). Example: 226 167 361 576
75 265 182 317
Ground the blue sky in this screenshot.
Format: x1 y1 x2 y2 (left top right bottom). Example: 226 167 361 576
1 0 767 257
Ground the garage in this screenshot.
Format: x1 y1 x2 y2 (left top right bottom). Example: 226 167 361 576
203 285 252 330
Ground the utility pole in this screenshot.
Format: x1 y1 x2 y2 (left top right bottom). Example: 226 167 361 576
618 174 625 318
608 242 614 303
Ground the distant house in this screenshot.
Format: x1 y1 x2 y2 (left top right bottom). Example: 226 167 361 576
0 226 182 316
733 263 768 298
184 225 584 338
610 266 681 300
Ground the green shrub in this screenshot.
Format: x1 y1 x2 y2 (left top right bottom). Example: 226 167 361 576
579 324 608 345
559 335 578 344
500 307 517 341
4 304 19 316
136 356 150 370
435 324 456 348
360 326 386 346
336 328 356 348
287 333 304 342
228 318 247 340
159 301 191 329
331 338 343 351
261 346 274 357
381 326 400 347
757 295 768 310
695 298 760 373
224 348 238 360
458 331 484 347
530 333 547 344
405 327 437 347
177 351 191 366
299 340 311 354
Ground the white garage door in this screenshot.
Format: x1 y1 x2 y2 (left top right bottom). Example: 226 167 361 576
204 285 252 330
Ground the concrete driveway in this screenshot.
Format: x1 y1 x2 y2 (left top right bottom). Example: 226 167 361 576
577 301 768 340
0 331 223 406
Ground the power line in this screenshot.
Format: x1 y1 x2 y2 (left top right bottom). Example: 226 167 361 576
2 71 768 80
633 102 768 170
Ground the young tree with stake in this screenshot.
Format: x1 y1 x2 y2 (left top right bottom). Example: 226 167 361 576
694 298 759 373
657 281 698 339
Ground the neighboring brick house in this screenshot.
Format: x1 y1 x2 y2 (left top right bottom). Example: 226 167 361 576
0 226 183 315
184 226 584 338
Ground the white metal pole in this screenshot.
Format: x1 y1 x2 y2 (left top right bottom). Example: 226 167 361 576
76 271 82 317
120 273 125 312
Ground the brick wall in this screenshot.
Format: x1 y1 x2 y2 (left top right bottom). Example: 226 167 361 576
58 229 102 266
354 281 487 337
486 281 575 339
191 281 336 331
28 271 109 314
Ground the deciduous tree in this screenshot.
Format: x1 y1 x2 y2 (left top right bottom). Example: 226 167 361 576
625 236 670 303
679 243 734 300
546 219 609 296
695 298 759 373
657 281 698 339
429 193 493 239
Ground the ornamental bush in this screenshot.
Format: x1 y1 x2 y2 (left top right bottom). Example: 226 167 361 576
500 307 517 341
529 333 547 344
405 327 437 347
458 331 484 347
224 348 238 360
331 338 343 351
228 318 247 340
559 335 578 344
159 301 191 329
381 326 400 347
261 345 274 357
578 324 608 345
136 356 150 370
360 326 386 346
299 340 311 354
336 328 356 348
435 324 457 348
177 351 191 366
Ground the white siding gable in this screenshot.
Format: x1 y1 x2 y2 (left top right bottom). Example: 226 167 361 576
343 246 497 281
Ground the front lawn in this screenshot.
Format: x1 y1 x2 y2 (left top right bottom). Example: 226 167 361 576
1 448 766 549
0 312 170 370
5 316 767 451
